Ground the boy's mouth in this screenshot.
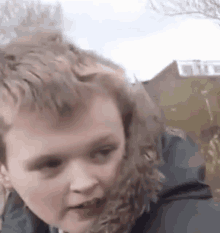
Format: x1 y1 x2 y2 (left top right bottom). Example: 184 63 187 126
70 197 106 210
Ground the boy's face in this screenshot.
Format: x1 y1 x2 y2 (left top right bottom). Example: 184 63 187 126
3 95 125 233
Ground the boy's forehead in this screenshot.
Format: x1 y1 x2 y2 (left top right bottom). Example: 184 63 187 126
11 94 120 136
14 106 85 132
0 90 19 126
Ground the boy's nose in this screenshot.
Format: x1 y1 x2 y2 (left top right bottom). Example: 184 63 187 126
68 161 98 194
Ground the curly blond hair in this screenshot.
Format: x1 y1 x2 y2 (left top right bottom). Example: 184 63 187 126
0 31 164 233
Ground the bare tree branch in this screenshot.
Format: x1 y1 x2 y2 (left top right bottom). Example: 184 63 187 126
148 0 220 24
0 0 63 44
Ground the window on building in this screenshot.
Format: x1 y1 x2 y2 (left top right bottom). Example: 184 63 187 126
204 65 209 74
214 65 220 73
196 64 201 75
182 65 193 76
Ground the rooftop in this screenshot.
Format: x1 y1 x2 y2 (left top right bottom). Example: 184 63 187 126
176 60 220 78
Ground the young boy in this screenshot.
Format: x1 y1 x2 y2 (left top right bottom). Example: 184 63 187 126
0 31 217 233
0 31 163 233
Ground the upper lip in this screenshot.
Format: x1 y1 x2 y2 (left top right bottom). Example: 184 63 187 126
70 197 104 209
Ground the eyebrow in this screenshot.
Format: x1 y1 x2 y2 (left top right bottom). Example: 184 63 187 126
24 133 120 171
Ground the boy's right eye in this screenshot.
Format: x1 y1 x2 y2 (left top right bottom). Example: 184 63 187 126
38 159 63 170
25 155 65 175
36 159 64 179
43 160 62 169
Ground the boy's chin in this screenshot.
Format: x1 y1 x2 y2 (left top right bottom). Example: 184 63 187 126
58 217 96 233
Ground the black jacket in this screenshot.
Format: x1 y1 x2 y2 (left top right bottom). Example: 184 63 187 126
130 129 215 233
1 130 217 233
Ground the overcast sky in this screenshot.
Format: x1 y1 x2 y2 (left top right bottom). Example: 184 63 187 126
42 0 220 82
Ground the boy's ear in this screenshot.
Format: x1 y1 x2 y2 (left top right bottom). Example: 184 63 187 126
0 164 13 190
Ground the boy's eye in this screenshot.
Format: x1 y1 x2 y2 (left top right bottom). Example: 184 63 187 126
99 148 115 156
39 159 62 170
45 160 62 168
90 145 118 162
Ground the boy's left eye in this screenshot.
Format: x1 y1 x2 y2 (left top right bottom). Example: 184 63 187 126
90 145 118 162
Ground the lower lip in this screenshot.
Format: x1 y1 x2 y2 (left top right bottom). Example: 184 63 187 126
67 200 105 218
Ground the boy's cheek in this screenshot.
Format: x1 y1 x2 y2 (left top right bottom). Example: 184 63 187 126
100 159 123 188
18 183 65 222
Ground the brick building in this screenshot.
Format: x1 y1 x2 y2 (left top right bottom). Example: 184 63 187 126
143 60 220 141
